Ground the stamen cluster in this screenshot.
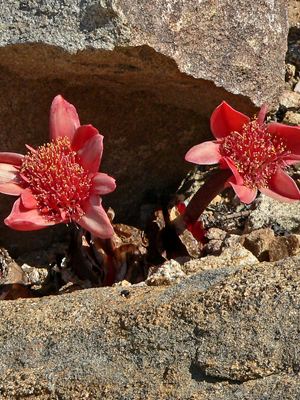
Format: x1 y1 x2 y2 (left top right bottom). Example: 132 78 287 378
220 121 290 189
20 137 92 221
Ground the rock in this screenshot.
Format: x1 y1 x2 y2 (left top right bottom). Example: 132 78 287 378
182 244 258 275
204 229 241 255
146 259 185 286
0 256 299 398
205 228 228 255
294 80 300 93
288 0 300 28
0 1 289 251
0 248 27 285
286 5 300 69
283 111 300 125
279 89 300 108
245 195 300 235
241 228 275 261
206 228 227 241
269 234 300 261
241 229 300 262
285 63 296 83
20 264 48 289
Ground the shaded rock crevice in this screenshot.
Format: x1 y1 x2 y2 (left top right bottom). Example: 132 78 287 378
0 43 255 253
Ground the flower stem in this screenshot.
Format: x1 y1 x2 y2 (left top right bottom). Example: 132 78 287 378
172 168 232 234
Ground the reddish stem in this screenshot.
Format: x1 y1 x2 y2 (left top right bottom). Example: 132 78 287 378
173 168 232 233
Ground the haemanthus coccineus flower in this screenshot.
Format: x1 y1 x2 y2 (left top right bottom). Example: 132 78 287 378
185 101 300 203
0 95 116 238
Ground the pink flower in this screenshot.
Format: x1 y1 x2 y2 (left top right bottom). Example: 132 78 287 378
0 95 116 238
185 101 300 204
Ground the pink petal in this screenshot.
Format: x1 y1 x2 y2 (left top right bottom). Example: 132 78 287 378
92 172 116 195
185 141 221 165
210 101 250 139
259 187 298 203
0 163 23 195
21 188 38 208
0 152 24 166
75 127 103 173
72 124 100 150
268 123 300 154
49 95 80 142
266 168 300 201
77 195 114 238
229 181 257 204
4 198 55 231
222 157 243 185
281 153 300 166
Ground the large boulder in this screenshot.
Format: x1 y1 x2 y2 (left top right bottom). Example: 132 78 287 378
0 256 299 398
0 1 288 252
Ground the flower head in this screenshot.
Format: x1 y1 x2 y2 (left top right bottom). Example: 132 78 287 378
0 95 116 238
185 101 300 203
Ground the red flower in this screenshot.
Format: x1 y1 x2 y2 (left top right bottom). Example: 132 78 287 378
185 101 300 203
0 95 116 238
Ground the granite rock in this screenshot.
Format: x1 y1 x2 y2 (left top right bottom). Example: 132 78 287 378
0 256 299 398
269 234 300 261
279 89 300 108
245 195 300 235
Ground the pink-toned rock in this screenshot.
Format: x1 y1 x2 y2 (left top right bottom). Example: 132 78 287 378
279 90 300 108
269 234 300 262
241 228 275 261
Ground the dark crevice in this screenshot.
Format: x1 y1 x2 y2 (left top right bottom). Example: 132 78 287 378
0 43 255 256
189 361 244 384
189 360 284 385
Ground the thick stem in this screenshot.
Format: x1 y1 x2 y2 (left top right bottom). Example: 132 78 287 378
173 168 232 234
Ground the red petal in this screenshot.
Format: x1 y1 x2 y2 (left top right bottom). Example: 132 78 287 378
4 198 55 231
281 153 300 165
185 141 221 165
259 187 297 203
21 188 38 208
49 95 80 142
229 181 257 204
222 157 243 185
0 152 23 166
0 163 23 195
77 195 114 238
266 168 300 200
92 172 116 195
72 124 100 150
177 202 186 214
268 123 300 154
75 127 103 172
210 101 250 139
188 221 205 242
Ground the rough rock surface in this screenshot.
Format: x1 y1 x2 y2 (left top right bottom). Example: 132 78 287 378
0 0 288 106
0 256 299 398
0 1 289 252
288 0 300 28
245 194 300 234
